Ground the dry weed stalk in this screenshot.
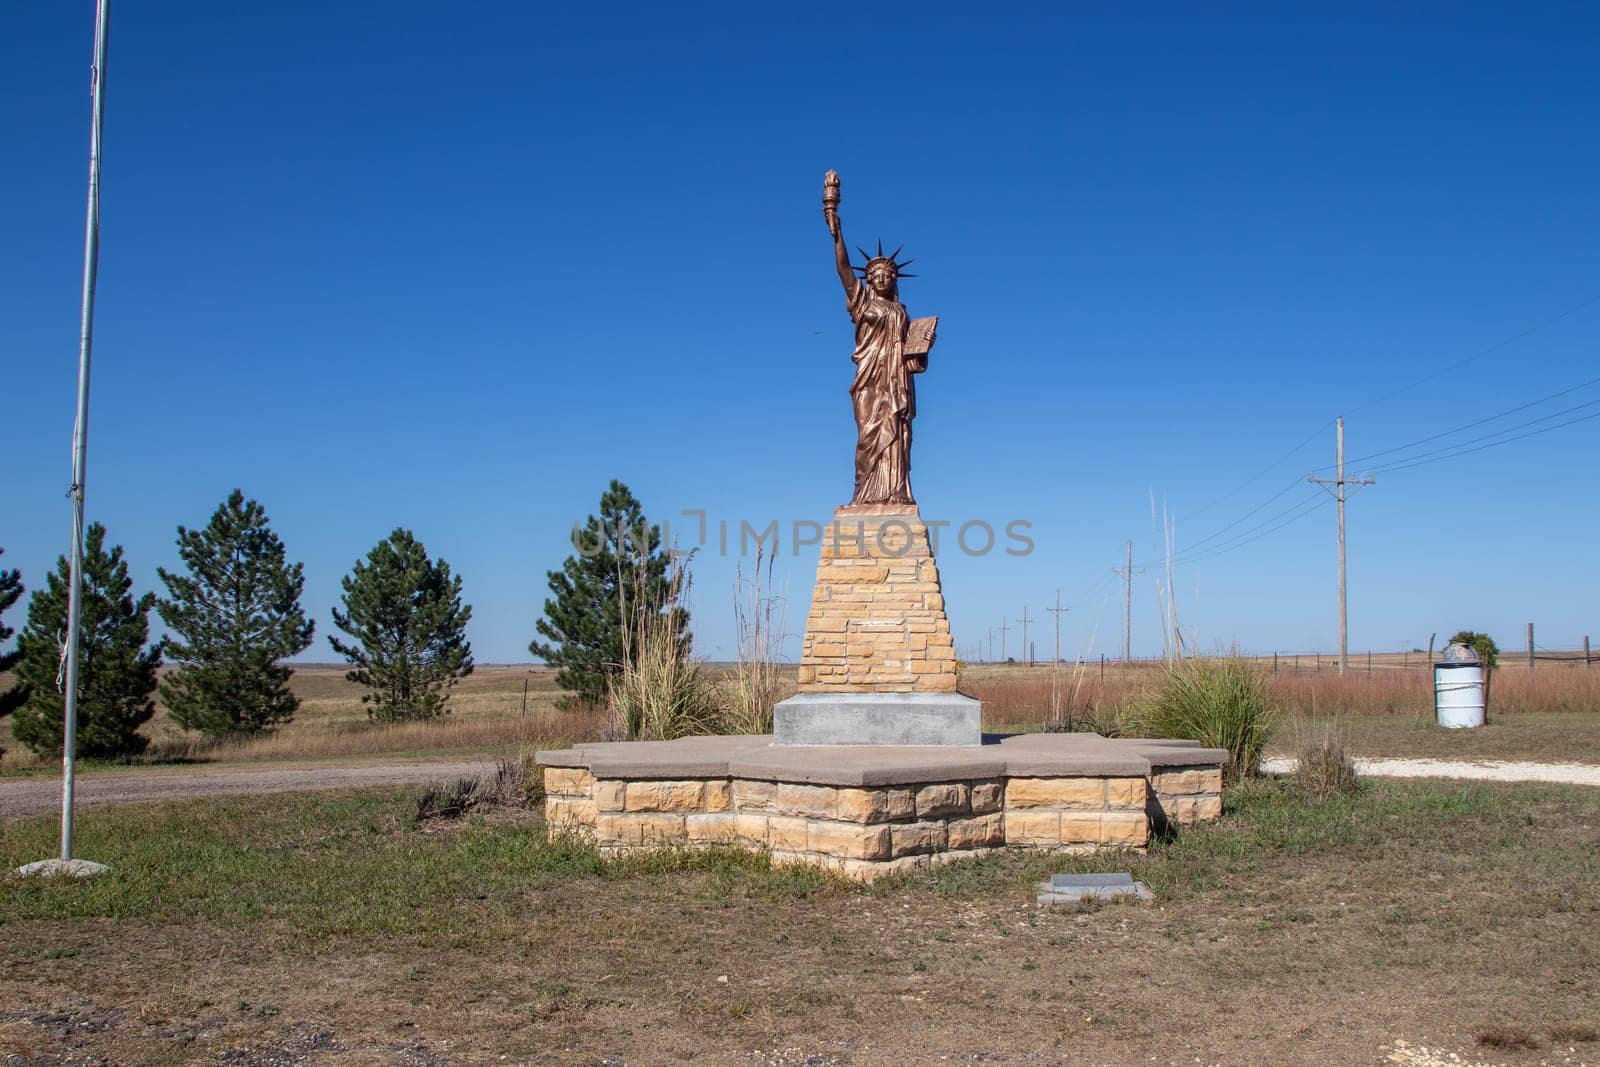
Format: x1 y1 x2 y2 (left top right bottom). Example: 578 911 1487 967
723 542 791 735
608 548 718 741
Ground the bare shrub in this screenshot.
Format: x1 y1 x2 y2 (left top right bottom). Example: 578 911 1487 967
1294 724 1359 801
414 776 486 823
494 745 544 809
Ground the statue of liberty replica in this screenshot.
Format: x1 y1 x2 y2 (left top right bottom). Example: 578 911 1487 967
822 170 938 506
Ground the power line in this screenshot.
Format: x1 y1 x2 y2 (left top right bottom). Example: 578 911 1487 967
1369 407 1600 475
1316 373 1600 473
1185 418 1337 521
1343 290 1600 418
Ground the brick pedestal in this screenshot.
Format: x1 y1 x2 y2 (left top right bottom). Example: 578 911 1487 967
795 505 958 694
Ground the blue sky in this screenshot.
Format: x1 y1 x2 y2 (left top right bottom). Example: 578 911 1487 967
3 2 1597 664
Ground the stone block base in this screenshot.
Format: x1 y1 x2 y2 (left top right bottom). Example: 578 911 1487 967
772 692 981 746
539 733 1229 881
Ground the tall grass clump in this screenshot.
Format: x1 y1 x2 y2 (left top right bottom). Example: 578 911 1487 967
1294 722 1359 800
608 551 720 741
722 543 791 735
1136 655 1276 781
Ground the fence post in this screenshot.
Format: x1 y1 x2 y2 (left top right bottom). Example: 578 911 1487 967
1316 652 1321 671
1273 651 1278 673
1527 621 1535 670
1367 650 1372 674
1585 634 1591 669
1100 653 1105 681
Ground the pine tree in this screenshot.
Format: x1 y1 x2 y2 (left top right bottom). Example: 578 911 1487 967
329 528 473 721
530 480 687 707
10 523 162 759
0 549 26 753
156 490 315 736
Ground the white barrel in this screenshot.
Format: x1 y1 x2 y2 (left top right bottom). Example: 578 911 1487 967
1434 643 1485 729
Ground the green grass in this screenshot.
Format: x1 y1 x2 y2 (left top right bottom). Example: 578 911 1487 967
3 778 1598 1062
0 776 1577 937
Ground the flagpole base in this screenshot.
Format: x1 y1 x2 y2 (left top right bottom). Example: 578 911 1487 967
14 858 109 879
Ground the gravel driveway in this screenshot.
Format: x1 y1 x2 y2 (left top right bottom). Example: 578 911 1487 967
1262 755 1600 786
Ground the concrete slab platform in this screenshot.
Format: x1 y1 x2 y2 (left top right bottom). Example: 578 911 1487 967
537 731 1228 787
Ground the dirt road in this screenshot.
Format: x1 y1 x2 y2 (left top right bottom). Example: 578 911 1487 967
0 760 496 819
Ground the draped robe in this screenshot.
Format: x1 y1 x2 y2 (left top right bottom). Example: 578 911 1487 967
845 279 924 505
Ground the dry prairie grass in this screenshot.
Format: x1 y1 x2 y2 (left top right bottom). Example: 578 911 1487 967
3 653 1597 771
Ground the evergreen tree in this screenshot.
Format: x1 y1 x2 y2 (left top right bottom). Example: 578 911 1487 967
156 490 315 736
0 549 25 751
530 480 686 707
329 528 473 721
11 523 162 759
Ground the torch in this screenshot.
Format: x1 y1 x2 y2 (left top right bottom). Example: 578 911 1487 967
823 170 841 237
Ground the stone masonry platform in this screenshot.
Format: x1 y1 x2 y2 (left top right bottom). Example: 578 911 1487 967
537 733 1228 880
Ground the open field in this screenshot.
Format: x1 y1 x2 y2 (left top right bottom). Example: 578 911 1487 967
2 776 1597 1064
4 654 1599 773
964 659 1600 764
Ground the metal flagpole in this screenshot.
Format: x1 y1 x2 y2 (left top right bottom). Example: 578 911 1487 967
19 0 112 880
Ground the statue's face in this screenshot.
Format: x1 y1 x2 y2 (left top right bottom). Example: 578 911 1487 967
867 261 897 295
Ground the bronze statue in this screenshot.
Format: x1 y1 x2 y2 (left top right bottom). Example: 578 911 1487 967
823 170 938 506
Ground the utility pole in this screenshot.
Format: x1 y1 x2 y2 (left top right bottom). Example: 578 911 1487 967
1047 589 1068 665
1308 417 1374 674
986 627 994 663
1112 540 1144 661
999 617 1010 663
1019 607 1034 666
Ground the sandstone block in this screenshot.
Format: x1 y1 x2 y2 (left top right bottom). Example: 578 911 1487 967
625 780 705 813
1192 795 1223 821
796 666 816 684
732 779 775 811
1059 813 1103 844
595 813 640 845
891 821 947 856
1004 810 1061 846
968 780 1003 814
593 780 626 812
734 813 770 847
808 820 892 860
1105 777 1148 809
775 783 838 818
914 782 969 819
544 767 593 796
686 813 738 845
768 816 810 852
1155 767 1225 795
946 812 1004 850
704 780 732 813
1005 777 1106 810
835 787 916 823
1101 811 1149 845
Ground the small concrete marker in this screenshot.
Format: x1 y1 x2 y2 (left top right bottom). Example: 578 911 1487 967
14 858 110 880
1036 871 1153 906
